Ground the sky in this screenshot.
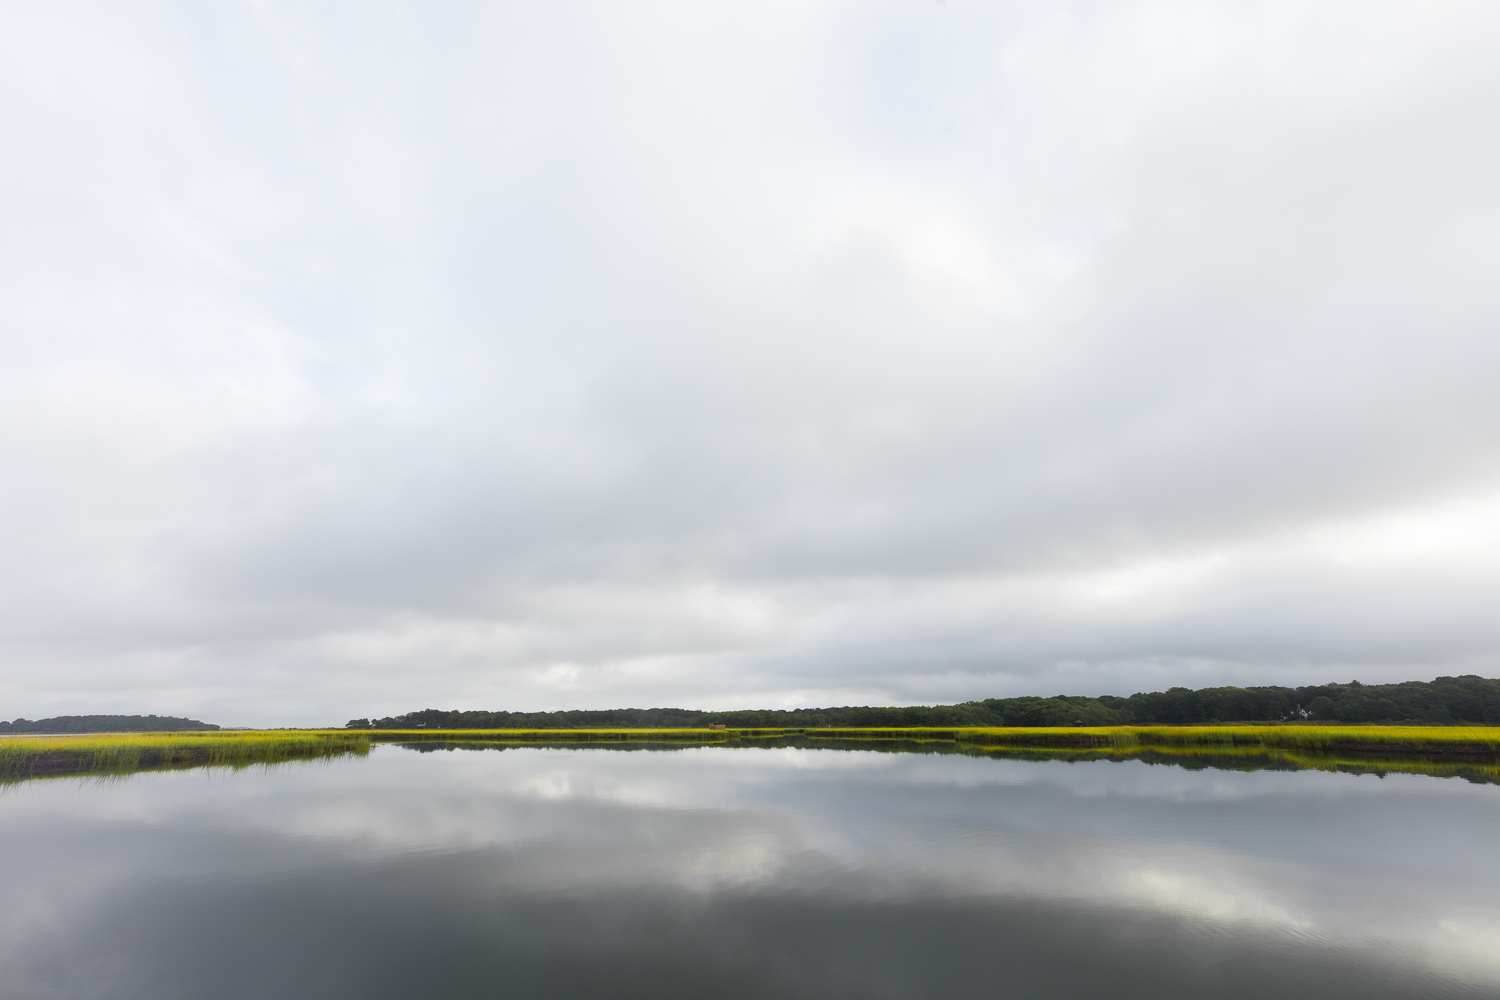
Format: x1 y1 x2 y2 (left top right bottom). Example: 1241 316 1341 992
2 1 1499 726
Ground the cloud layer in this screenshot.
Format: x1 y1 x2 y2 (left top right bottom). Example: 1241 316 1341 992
2 1 1499 724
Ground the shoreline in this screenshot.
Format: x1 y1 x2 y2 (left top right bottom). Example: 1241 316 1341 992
0 730 368 781
3 724 1498 782
369 723 1500 756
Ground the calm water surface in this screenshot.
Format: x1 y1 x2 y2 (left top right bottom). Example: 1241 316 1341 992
3 743 1498 999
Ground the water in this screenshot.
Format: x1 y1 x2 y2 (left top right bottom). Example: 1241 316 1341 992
2 742 1497 999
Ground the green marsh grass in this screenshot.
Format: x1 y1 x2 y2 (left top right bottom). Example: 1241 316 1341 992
369 723 1500 757
776 723 1500 753
0 729 370 782
14 723 1493 784
951 724 1500 754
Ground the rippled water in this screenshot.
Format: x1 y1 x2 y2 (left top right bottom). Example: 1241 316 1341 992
3 742 1497 999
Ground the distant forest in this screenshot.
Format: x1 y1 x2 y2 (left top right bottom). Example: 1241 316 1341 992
350 674 1500 730
0 714 220 734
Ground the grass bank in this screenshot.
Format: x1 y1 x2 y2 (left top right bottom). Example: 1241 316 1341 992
0 730 370 781
8 724 1495 783
370 724 1500 758
949 724 1500 757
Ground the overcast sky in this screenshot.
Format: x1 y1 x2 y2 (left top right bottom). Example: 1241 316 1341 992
3 1 1499 726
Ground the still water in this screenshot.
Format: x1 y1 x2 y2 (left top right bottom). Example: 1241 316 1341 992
3 742 1498 999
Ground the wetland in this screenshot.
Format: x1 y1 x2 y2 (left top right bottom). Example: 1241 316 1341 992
4 734 1498 999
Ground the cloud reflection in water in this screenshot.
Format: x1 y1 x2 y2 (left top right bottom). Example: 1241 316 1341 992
0 744 1495 999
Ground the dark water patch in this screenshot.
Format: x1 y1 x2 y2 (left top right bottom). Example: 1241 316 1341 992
6 857 1488 1000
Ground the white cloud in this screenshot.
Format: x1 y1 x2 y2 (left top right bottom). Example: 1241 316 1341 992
2 1 1499 723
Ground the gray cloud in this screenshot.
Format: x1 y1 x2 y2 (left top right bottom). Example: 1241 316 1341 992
2 1 1499 724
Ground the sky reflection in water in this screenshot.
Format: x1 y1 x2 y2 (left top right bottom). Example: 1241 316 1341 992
2 744 1497 999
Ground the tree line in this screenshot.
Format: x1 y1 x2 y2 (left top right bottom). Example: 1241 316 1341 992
347 674 1500 730
0 714 220 734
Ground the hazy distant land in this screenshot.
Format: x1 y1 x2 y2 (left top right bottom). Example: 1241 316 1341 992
0 714 220 734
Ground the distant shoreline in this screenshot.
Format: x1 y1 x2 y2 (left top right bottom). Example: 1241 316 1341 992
371 723 1500 757
4 725 1498 784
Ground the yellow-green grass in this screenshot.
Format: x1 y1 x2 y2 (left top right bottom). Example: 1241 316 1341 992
964 724 1500 754
0 729 370 781
798 724 1500 755
373 724 1500 757
9 724 1495 783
